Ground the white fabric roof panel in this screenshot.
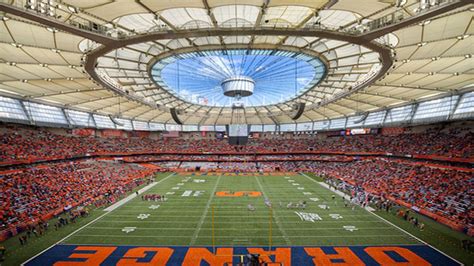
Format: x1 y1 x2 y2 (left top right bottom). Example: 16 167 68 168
0 1 471 126
213 5 259 26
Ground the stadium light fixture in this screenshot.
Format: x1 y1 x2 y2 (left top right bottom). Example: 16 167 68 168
46 27 58 33
418 20 430 26
67 5 78 13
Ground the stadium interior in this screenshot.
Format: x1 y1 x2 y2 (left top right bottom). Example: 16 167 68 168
0 0 473 265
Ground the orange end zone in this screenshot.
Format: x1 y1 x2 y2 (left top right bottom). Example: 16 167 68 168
24 244 460 266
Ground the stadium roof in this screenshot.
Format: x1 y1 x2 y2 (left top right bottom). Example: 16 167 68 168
0 0 472 128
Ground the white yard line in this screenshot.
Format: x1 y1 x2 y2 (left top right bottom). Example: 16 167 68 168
66 234 408 239
106 214 372 218
254 175 292 245
301 172 463 266
189 174 221 245
21 173 176 266
86 226 395 231
90 220 385 224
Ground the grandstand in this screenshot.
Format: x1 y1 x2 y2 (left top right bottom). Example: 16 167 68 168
0 0 473 265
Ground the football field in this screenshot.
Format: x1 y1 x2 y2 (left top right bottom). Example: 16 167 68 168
25 173 461 265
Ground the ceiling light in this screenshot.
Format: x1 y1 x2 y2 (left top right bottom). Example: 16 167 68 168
21 79 28 83
67 5 78 13
6 62 16 66
453 72 459 76
46 27 57 33
396 0 407 7
51 48 61 53
68 65 76 68
44 78 52 81
456 34 470 40
67 77 74 81
465 54 472 58
402 59 410 63
417 42 427 47
418 20 430 26
431 57 439 61
0 16 9 21
11 43 22 48
39 63 48 67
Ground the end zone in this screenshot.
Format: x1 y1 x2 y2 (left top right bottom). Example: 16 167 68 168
23 244 461 265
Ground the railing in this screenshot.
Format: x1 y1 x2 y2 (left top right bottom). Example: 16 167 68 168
1 0 463 43
361 0 460 33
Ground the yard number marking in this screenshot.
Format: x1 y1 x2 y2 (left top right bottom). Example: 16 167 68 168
137 214 150 220
295 212 322 222
122 227 136 233
343 225 358 232
182 190 205 197
329 214 343 219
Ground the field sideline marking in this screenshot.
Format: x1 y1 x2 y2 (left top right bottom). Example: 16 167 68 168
254 175 292 245
104 179 160 212
300 173 463 266
189 174 221 245
21 172 176 266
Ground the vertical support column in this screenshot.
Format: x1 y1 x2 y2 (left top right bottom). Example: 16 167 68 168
448 94 462 120
409 103 419 125
19 100 34 125
90 113 97 128
381 109 389 127
62 108 72 127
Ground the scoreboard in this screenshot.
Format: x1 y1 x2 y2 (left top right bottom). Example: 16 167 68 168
228 124 248 137
227 124 249 145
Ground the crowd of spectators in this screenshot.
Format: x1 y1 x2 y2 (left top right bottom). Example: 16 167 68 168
305 160 472 231
0 123 472 236
0 124 472 163
0 161 155 233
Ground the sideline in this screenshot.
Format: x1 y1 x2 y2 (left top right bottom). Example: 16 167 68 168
21 173 175 266
104 180 161 212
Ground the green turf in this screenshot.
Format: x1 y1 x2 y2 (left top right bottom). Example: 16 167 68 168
4 172 473 265
62 173 418 247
